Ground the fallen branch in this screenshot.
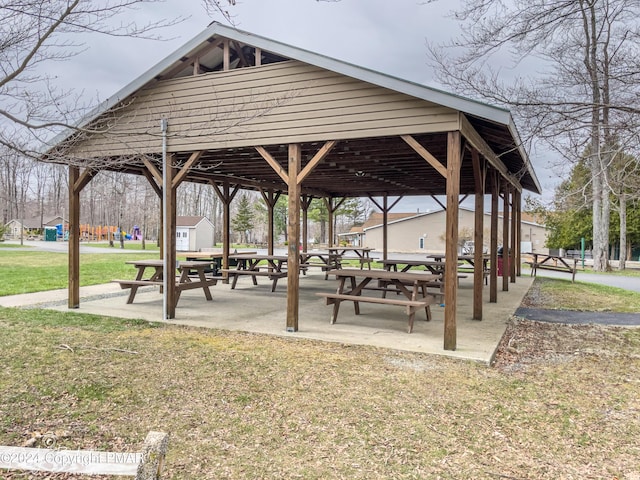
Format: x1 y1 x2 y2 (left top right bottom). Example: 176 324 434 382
57 344 139 355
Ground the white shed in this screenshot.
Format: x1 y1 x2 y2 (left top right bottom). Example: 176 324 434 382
176 216 215 252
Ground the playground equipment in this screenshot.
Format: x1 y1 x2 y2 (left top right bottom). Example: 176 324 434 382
78 224 140 241
44 224 142 241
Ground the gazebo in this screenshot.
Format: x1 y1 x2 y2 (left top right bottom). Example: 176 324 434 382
46 22 541 351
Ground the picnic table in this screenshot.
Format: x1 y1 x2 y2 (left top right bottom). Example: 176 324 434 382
381 259 447 275
428 253 490 284
183 251 257 275
221 254 291 292
316 268 439 333
112 259 220 307
300 250 343 279
527 253 578 282
328 246 374 269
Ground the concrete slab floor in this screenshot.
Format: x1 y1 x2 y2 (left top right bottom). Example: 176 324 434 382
4 272 533 364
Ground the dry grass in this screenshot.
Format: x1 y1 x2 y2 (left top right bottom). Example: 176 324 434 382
521 277 640 312
0 307 639 479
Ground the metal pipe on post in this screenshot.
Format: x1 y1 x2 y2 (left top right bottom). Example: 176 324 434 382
161 118 168 320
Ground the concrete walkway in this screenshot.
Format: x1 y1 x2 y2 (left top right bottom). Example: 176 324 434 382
0 272 532 364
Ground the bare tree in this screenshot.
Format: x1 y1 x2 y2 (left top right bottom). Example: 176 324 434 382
427 0 640 271
0 1 245 157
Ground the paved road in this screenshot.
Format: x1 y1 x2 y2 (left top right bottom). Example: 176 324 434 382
0 239 152 254
521 266 640 293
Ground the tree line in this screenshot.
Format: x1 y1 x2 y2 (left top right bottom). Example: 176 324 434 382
430 0 640 271
0 148 371 246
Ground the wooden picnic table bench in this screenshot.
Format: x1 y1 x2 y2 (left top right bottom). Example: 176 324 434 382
526 253 578 282
316 269 439 333
113 259 221 307
328 246 374 270
300 251 343 279
222 254 291 292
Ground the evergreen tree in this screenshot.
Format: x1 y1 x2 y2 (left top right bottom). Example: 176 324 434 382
232 194 255 244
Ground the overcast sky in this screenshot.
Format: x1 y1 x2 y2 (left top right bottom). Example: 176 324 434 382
50 0 556 211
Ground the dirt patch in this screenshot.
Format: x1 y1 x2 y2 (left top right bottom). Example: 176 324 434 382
494 315 640 374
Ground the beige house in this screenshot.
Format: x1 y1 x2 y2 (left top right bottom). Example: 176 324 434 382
4 215 65 240
361 207 549 254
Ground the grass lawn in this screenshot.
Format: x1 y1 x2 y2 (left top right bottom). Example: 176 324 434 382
0 307 638 479
0 251 639 478
0 250 159 296
523 277 640 312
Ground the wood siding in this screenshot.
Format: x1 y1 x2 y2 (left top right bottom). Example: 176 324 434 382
67 61 460 157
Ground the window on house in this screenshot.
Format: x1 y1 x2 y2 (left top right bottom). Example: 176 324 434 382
419 237 425 249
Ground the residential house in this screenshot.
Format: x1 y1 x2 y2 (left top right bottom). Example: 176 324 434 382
361 207 549 254
4 215 65 240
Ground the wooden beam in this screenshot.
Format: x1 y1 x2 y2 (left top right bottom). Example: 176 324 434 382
471 148 485 320
324 197 346 247
502 181 510 292
165 154 177 318
256 146 288 183
143 157 162 185
68 166 80 309
210 180 239 278
401 135 448 178
172 151 203 189
515 190 522 277
510 188 518 283
232 40 249 67
142 169 162 198
73 169 98 195
431 195 446 211
255 47 262 66
286 144 302 332
301 195 313 252
297 140 337 183
490 169 499 303
223 38 230 71
460 114 523 192
260 190 280 256
156 38 224 80
444 131 462 351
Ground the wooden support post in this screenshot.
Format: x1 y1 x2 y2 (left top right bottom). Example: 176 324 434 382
67 167 99 308
211 181 238 281
286 144 302 332
68 166 80 309
444 131 461 351
471 149 485 320
502 181 510 292
369 195 402 261
223 38 230 71
301 195 313 252
510 188 518 283
324 197 346 247
382 196 388 260
514 189 522 277
327 198 334 247
165 154 177 319
260 190 280 256
490 170 499 303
